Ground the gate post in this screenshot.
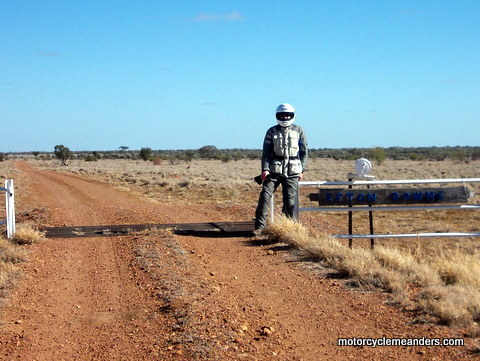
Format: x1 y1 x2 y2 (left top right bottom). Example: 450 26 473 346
348 177 353 248
5 180 15 238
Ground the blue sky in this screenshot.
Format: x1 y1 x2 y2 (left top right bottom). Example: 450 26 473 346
1 0 479 152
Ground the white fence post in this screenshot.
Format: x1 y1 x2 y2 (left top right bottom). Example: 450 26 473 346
2 179 15 239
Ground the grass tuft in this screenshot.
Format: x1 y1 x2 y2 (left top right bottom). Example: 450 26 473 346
11 223 45 245
374 246 442 287
0 262 22 292
418 285 480 329
264 217 406 293
0 237 29 263
0 234 29 302
432 251 480 288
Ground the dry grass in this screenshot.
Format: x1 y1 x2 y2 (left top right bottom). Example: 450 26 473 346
264 216 480 335
11 223 45 245
264 217 406 292
21 158 264 205
0 209 43 303
0 237 29 264
3 156 479 333
0 161 29 301
0 235 29 302
28 156 480 205
432 251 480 288
373 246 442 287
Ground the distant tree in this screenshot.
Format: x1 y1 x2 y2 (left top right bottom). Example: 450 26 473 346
32 151 40 159
92 151 103 160
0 152 5 162
346 148 363 160
185 151 195 162
119 146 129 152
198 145 220 159
472 149 480 161
53 145 72 165
152 156 163 165
247 151 260 160
139 147 153 162
451 148 468 163
370 147 387 165
409 152 426 161
231 151 245 161
220 154 231 163
84 154 98 162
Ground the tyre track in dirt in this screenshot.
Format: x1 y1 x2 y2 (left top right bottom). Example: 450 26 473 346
178 235 477 360
0 162 477 360
0 163 177 360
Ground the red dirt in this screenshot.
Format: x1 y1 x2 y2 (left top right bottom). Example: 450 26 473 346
0 161 478 360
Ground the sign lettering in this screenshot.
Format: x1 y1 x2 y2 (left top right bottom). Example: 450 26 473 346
309 187 470 206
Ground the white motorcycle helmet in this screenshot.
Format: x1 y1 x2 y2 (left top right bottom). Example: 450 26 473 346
276 103 295 127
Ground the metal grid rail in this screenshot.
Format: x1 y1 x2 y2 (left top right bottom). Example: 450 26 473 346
41 221 255 238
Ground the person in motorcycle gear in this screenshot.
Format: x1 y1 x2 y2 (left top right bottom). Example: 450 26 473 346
254 103 308 230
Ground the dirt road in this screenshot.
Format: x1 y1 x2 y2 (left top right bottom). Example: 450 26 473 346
0 162 477 360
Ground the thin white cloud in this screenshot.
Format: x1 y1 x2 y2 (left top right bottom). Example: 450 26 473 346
193 11 244 22
149 92 163 100
443 78 461 84
397 10 425 17
37 51 60 57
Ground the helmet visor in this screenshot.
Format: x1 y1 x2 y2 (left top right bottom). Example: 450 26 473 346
276 112 294 121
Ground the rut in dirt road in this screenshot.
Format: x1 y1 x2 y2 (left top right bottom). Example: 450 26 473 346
1 163 180 360
0 162 477 360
